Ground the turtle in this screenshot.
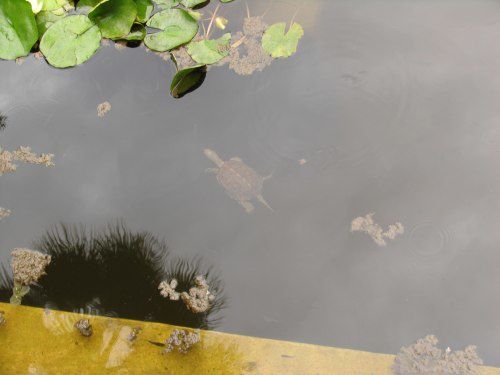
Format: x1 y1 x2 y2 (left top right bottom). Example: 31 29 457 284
204 149 273 213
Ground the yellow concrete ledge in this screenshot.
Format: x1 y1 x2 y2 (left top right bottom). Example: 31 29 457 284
0 302 498 374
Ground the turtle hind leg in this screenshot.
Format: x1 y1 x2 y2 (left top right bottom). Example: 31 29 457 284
257 195 274 212
239 200 255 213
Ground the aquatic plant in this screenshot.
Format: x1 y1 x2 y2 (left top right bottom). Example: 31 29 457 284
0 223 227 329
0 1 303 97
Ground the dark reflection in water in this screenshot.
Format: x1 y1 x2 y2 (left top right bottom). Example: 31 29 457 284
0 112 6 131
0 223 226 329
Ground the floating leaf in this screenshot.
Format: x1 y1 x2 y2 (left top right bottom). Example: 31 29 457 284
0 0 38 60
134 0 153 23
153 0 179 9
144 9 198 52
41 0 73 12
180 0 207 8
170 64 206 98
89 0 137 39
40 15 101 68
186 33 230 64
36 10 66 37
115 23 146 41
220 0 234 2
262 22 304 58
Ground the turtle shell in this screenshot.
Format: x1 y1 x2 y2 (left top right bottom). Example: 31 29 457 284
217 159 264 201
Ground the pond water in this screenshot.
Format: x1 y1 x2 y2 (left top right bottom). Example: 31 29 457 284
2 0 500 367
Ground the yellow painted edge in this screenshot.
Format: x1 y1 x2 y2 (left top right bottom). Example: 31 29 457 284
0 302 498 374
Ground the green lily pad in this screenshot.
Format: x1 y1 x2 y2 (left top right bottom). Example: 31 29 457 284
144 9 198 52
153 0 179 9
180 0 207 8
40 15 101 68
170 63 206 98
36 10 66 37
0 0 38 60
42 0 73 12
115 23 146 41
262 22 304 58
89 0 137 39
186 33 230 64
134 0 153 23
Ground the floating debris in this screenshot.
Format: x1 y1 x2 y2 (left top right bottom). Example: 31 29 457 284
163 329 200 354
181 275 215 313
15 57 25 66
0 310 5 326
97 101 112 118
74 319 93 337
159 279 180 301
393 335 483 374
0 146 55 176
298 158 307 166
351 213 404 246
0 207 11 220
204 148 273 213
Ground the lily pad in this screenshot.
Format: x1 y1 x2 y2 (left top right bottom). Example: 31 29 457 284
262 22 304 58
40 15 101 68
134 0 153 23
36 10 66 37
89 0 137 39
144 9 198 52
170 64 206 98
0 0 38 60
180 0 207 8
187 33 231 64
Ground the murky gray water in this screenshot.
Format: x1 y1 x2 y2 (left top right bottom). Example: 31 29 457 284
2 0 500 366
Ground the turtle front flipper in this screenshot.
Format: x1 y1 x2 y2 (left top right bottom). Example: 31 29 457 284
257 195 274 212
239 200 255 213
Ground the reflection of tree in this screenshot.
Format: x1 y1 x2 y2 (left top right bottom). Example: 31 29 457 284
0 223 226 329
0 112 6 131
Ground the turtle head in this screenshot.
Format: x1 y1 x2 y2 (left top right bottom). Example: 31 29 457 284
204 149 224 167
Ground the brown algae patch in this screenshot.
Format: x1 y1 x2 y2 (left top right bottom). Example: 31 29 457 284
163 329 201 354
74 319 93 337
181 275 216 313
159 275 215 313
10 248 51 305
0 146 55 176
158 279 180 301
393 335 483 374
11 248 51 287
351 213 404 246
216 16 273 76
97 101 112 118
